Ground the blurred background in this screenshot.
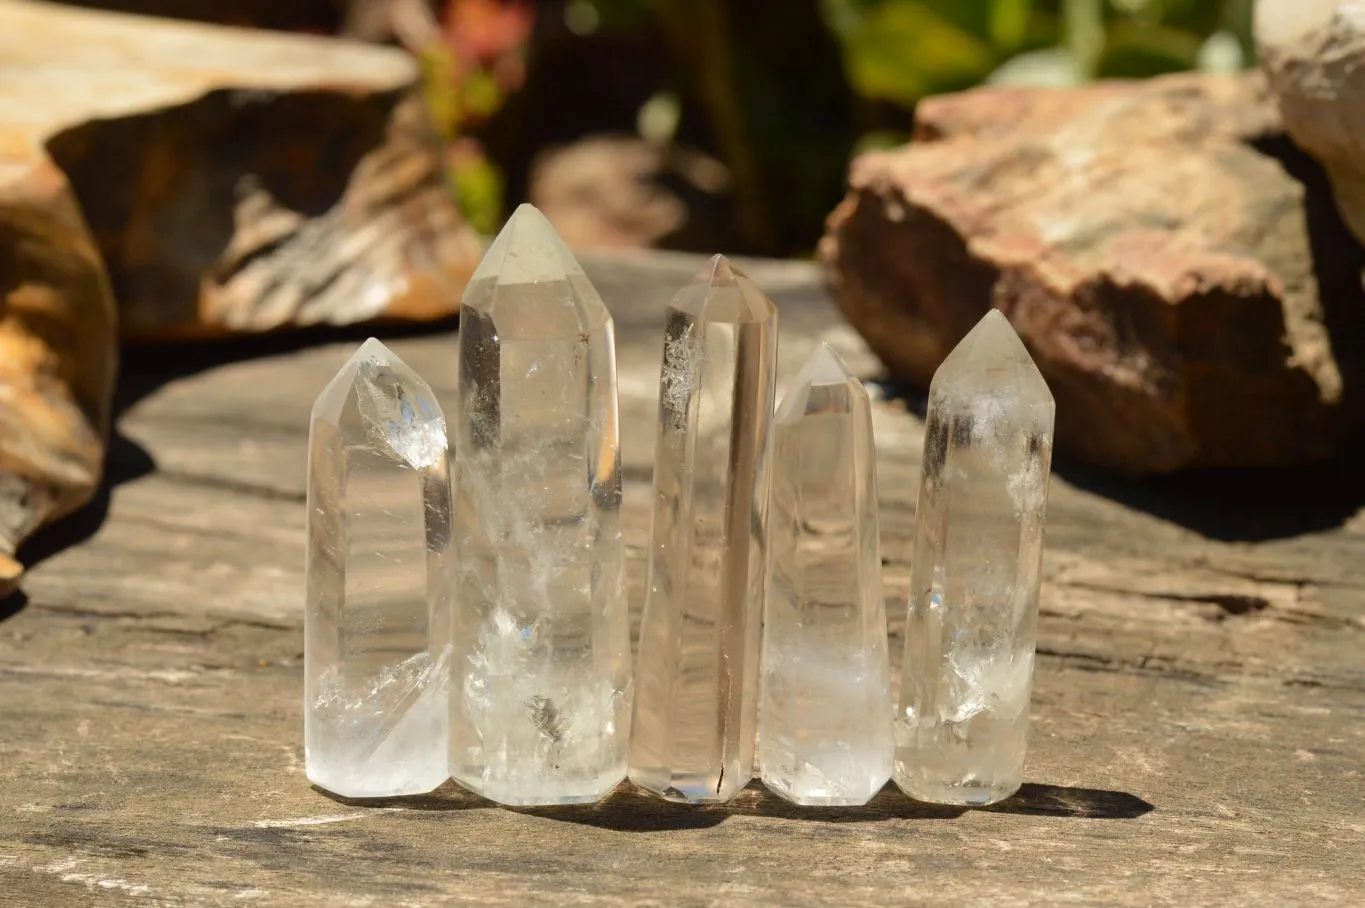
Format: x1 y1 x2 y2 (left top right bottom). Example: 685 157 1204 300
65 0 1257 255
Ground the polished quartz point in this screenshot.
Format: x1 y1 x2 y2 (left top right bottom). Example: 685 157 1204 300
451 203 630 806
629 254 778 804
760 343 893 807
305 338 452 798
895 310 1055 806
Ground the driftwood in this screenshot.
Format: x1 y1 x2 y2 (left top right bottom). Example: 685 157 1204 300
0 0 481 588
0 253 1360 905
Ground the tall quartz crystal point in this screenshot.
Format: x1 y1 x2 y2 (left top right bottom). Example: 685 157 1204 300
452 204 630 806
629 254 778 804
896 310 1055 806
305 338 452 798
760 343 893 807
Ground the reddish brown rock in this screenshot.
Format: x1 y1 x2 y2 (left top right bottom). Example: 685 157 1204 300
820 72 1365 476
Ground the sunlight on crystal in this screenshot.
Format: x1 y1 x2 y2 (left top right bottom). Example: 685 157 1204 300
760 344 893 807
305 338 452 799
895 310 1054 807
629 255 777 804
451 204 630 806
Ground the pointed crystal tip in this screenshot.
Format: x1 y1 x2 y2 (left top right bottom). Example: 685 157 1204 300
776 342 864 424
467 203 585 289
312 337 447 470
932 309 1053 405
668 254 776 324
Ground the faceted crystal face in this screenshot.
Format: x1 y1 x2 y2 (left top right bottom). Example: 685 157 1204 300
305 338 452 798
895 310 1055 806
629 255 778 803
761 344 893 807
452 204 630 806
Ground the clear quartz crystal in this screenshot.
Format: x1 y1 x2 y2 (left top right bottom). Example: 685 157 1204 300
895 310 1055 806
451 204 630 806
760 343 893 807
305 338 452 798
629 255 778 804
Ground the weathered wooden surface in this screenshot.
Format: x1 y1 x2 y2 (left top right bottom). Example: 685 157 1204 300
1 252 1362 905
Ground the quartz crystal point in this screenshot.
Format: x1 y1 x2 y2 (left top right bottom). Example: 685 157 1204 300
629 254 778 804
305 338 452 798
451 204 630 806
896 310 1055 806
760 343 893 807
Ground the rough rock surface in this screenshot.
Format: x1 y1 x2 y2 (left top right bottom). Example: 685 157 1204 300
0 0 481 341
1256 0 1365 247
530 137 735 253
820 72 1365 476
0 0 481 589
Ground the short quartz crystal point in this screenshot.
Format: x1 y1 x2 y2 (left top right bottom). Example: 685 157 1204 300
895 310 1055 807
629 254 778 804
452 204 630 806
760 343 893 807
305 338 452 799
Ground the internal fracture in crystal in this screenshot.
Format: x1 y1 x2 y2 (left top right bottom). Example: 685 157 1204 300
629 255 778 804
305 338 452 798
451 204 630 806
760 343 893 807
895 310 1055 806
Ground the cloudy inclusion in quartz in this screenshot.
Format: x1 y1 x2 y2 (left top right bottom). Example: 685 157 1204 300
896 310 1055 806
760 343 893 807
629 255 777 804
451 204 630 806
305 338 452 798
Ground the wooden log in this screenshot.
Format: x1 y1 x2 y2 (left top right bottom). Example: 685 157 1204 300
0 0 482 589
0 252 1361 905
0 157 116 595
0 0 481 340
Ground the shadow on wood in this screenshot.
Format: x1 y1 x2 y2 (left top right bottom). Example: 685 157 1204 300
311 779 1152 832
1053 449 1365 543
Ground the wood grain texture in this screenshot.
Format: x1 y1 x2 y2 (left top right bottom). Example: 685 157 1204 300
1 253 1362 906
0 0 482 341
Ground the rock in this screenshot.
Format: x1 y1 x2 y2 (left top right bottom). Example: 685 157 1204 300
0 0 482 591
0 163 117 595
529 137 735 253
1 0 482 341
820 71 1365 476
1256 0 1365 247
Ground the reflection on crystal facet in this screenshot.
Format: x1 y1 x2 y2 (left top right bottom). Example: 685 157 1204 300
760 343 893 807
895 310 1055 806
305 338 452 798
629 255 778 804
451 204 630 806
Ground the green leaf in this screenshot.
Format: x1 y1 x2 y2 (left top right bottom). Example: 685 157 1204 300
837 2 998 105
989 0 1034 48
450 152 504 236
1097 21 1202 77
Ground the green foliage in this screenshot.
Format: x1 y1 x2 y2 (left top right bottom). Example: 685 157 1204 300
821 0 1255 102
452 0 1256 251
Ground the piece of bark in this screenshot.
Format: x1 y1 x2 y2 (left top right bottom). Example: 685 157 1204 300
820 71 1365 476
0 0 482 341
1256 0 1365 247
0 161 117 595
